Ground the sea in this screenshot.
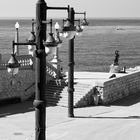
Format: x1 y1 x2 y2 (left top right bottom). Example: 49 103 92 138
1 18 140 72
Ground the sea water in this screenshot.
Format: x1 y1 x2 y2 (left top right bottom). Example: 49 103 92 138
1 18 140 72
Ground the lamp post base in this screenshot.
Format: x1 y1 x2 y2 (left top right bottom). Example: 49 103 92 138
68 114 74 117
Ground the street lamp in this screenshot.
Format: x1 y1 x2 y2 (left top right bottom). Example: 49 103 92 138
34 1 77 139
7 0 87 139
75 11 89 26
81 12 89 26
6 42 20 85
14 22 20 55
28 19 36 56
75 19 83 36
7 1 75 140
57 10 76 118
7 53 20 76
61 9 87 118
61 18 76 40
62 17 84 36
43 19 58 55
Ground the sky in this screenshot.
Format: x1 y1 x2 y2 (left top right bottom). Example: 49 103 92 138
0 0 140 19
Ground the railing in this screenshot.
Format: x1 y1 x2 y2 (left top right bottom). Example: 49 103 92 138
0 54 63 80
16 55 34 69
0 55 34 70
46 61 58 79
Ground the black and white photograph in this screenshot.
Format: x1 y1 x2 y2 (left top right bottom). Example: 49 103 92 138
0 0 140 140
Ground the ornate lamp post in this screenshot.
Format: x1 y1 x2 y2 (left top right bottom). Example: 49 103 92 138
35 1 76 138
7 0 86 139
61 8 77 117
62 9 87 117
7 1 75 140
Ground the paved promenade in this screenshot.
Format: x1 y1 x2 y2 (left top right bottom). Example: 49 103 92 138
0 71 140 140
0 92 140 140
66 71 126 85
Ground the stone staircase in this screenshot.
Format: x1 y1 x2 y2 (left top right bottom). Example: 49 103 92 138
22 58 98 107
45 80 96 108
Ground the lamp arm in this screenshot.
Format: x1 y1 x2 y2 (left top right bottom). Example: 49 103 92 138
13 41 37 46
46 6 69 11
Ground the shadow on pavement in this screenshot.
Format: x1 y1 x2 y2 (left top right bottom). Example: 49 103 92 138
74 116 140 119
75 93 140 119
0 101 34 118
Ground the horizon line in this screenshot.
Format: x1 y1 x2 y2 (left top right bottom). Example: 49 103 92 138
1 17 140 20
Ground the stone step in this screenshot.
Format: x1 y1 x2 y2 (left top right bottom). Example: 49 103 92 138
45 91 91 98
45 80 95 108
45 88 64 93
45 90 89 95
45 97 60 102
46 96 80 106
46 92 91 100
47 80 67 85
61 88 92 93
46 101 58 106
46 93 89 102
46 84 66 87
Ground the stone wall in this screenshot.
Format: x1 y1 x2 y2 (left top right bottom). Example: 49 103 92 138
0 54 35 103
99 71 140 104
0 69 35 102
0 54 56 103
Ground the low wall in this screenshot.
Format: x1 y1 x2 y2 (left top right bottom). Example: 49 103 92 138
0 69 35 102
0 54 35 103
0 54 56 104
98 71 140 104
